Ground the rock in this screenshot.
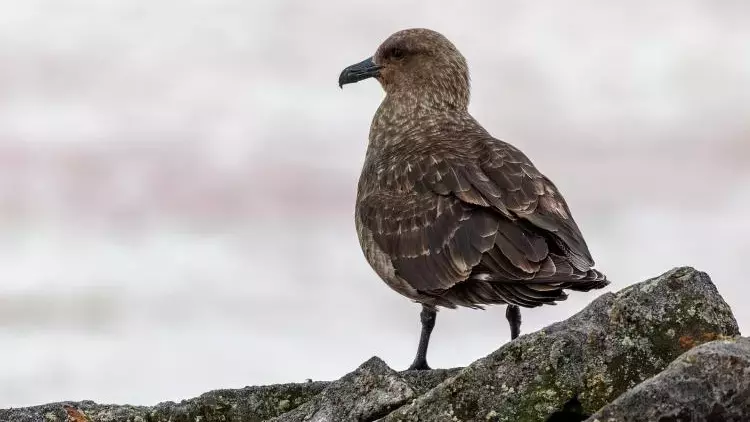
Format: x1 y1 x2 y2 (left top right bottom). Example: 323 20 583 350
148 382 329 422
270 357 413 422
0 267 741 422
587 337 750 422
268 358 460 421
0 381 329 422
399 368 461 395
382 267 739 421
0 362 458 422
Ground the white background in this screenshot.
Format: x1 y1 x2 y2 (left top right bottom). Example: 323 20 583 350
0 0 748 407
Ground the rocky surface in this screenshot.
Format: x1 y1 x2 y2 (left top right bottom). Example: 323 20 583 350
381 266 740 421
0 381 331 422
0 267 744 422
269 358 418 422
587 337 750 422
0 367 458 422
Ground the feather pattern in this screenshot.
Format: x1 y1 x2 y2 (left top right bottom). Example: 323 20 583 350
356 112 608 309
351 28 608 310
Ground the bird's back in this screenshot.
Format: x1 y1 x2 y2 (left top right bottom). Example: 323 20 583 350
355 111 608 309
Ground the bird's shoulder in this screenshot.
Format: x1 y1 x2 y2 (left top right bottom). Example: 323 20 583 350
358 119 540 209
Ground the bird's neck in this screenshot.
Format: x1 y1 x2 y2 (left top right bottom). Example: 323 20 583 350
380 88 468 116
368 93 472 150
369 94 474 151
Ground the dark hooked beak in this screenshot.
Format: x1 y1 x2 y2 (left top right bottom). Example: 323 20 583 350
338 57 382 88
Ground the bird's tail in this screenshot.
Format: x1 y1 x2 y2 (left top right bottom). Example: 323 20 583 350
437 254 609 309
563 268 609 291
523 254 610 292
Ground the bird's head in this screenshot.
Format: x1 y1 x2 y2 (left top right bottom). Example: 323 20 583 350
339 29 470 110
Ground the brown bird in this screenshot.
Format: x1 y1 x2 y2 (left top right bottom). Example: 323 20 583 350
339 28 608 370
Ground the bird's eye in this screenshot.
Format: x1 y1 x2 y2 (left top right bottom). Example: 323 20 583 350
390 48 405 60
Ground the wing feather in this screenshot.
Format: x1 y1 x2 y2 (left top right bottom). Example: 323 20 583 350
356 128 607 308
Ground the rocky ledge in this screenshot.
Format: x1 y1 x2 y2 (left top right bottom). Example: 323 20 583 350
1 267 745 422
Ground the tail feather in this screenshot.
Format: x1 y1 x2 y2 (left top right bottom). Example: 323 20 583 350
562 268 609 291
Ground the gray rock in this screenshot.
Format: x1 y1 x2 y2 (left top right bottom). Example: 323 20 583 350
587 337 750 422
0 361 458 422
269 357 416 422
399 368 461 395
0 267 740 422
0 381 329 422
382 267 739 421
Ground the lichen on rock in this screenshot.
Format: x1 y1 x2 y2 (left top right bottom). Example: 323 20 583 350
269 357 417 422
382 267 740 421
0 382 330 422
587 337 750 421
0 267 742 422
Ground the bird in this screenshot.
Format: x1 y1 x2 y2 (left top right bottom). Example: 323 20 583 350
339 28 609 371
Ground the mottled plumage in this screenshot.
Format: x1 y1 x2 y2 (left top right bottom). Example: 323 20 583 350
340 28 608 370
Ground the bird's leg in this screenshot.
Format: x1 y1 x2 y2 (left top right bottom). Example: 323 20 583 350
407 304 437 370
506 304 521 340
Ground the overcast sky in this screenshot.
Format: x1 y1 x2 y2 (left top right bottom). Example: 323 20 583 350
0 0 748 408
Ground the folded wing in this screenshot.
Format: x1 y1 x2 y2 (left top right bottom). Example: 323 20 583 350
357 136 607 308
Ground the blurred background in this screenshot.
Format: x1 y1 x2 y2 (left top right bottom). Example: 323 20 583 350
0 0 748 408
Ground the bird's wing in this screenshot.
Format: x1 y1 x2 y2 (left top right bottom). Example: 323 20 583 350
358 189 499 292
357 137 602 301
471 138 596 271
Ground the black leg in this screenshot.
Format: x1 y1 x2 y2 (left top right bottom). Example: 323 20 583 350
407 304 437 370
506 304 521 340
